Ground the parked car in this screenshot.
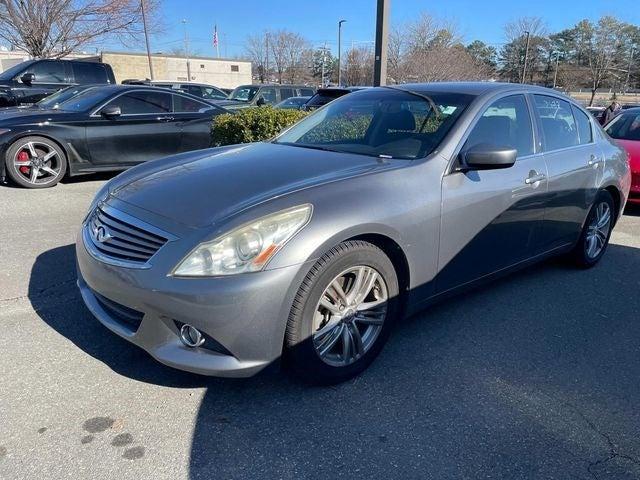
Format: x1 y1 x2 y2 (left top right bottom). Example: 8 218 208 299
76 82 630 384
586 106 606 124
219 84 316 109
275 96 312 110
1 85 227 188
303 87 366 111
0 59 115 107
604 108 640 204
122 80 228 101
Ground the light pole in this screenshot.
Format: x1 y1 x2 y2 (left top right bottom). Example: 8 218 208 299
373 0 389 86
521 30 531 84
182 19 191 81
140 0 154 80
553 51 560 89
338 19 346 86
624 47 635 93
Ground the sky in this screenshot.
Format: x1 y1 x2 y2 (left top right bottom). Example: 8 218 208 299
149 0 640 59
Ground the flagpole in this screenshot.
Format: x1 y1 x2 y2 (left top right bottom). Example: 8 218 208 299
214 25 220 58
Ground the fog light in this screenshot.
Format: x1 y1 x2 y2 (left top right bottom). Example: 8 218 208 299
179 324 205 348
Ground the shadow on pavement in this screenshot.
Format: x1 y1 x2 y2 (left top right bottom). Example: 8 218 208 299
30 242 640 478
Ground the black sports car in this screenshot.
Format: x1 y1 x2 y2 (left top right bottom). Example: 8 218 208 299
0 85 228 188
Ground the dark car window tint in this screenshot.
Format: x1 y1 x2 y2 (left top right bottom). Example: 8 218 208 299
184 85 202 97
202 87 227 99
259 87 277 104
29 61 66 83
280 88 294 101
572 106 593 144
72 63 108 84
300 88 314 96
605 112 640 141
306 91 348 108
174 94 210 113
108 91 172 114
276 89 472 159
464 94 534 157
534 95 579 151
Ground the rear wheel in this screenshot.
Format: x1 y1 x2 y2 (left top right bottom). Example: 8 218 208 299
569 190 615 268
5 136 67 188
285 241 399 384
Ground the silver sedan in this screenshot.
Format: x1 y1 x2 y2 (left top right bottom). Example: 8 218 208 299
76 82 631 384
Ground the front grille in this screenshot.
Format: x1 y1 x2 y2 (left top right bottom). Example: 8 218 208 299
94 291 144 333
86 206 168 264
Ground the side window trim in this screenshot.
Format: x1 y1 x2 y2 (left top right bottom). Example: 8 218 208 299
91 89 172 117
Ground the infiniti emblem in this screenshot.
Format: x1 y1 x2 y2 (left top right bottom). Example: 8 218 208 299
94 225 112 243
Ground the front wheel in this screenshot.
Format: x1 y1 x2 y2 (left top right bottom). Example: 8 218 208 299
284 241 399 384
4 136 67 189
569 190 615 268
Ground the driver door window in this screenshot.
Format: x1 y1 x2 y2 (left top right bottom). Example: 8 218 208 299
258 87 277 104
106 91 172 115
464 94 534 158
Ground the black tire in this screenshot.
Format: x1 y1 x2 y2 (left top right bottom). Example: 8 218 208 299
5 136 67 189
569 190 615 268
284 240 400 384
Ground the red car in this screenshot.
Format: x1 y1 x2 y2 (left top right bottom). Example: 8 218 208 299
605 108 640 204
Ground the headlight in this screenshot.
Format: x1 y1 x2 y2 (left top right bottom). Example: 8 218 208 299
172 204 312 277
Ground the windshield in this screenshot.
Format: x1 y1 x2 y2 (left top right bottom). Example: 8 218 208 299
0 61 33 81
55 88 114 112
274 88 473 159
229 86 259 102
37 86 96 109
605 112 640 141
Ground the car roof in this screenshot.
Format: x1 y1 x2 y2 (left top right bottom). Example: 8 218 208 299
389 81 570 98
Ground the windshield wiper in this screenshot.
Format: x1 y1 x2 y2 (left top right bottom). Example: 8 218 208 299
274 141 340 153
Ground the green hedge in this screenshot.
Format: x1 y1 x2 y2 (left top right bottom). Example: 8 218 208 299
211 106 308 146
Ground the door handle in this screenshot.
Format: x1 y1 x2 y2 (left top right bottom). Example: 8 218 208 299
157 116 175 122
525 172 546 185
588 154 601 167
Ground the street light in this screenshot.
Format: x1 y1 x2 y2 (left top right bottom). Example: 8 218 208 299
182 19 191 81
140 0 154 80
338 19 346 86
521 30 531 84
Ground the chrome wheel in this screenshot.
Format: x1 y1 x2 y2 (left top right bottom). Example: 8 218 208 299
585 202 611 259
13 141 62 185
312 265 388 367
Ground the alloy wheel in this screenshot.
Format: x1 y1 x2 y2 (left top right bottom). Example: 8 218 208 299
585 201 611 259
312 265 388 367
13 141 62 186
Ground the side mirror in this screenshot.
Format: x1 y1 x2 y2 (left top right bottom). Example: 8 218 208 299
20 73 35 85
101 105 122 118
256 96 266 106
461 143 517 170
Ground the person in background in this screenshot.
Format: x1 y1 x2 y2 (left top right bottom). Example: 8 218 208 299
602 101 621 125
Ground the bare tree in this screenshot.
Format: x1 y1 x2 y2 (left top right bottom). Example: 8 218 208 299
245 32 270 83
0 0 161 58
266 29 309 84
344 46 373 86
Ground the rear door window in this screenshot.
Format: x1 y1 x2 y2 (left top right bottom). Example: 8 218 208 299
173 93 211 113
464 94 534 157
572 105 593 144
72 63 109 84
533 95 579 151
279 88 294 101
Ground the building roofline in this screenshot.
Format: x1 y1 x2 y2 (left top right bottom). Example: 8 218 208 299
99 50 250 63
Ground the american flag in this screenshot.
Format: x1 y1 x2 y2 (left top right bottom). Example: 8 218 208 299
213 25 219 48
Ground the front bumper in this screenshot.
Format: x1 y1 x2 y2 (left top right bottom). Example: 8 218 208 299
75 210 308 377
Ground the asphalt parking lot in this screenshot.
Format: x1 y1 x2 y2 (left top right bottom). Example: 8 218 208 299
1 176 640 480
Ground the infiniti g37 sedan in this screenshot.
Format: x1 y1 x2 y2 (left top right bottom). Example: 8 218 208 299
0 85 227 188
76 83 631 384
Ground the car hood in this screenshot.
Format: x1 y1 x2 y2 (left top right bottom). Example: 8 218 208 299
0 108 66 125
615 139 640 171
110 142 394 228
